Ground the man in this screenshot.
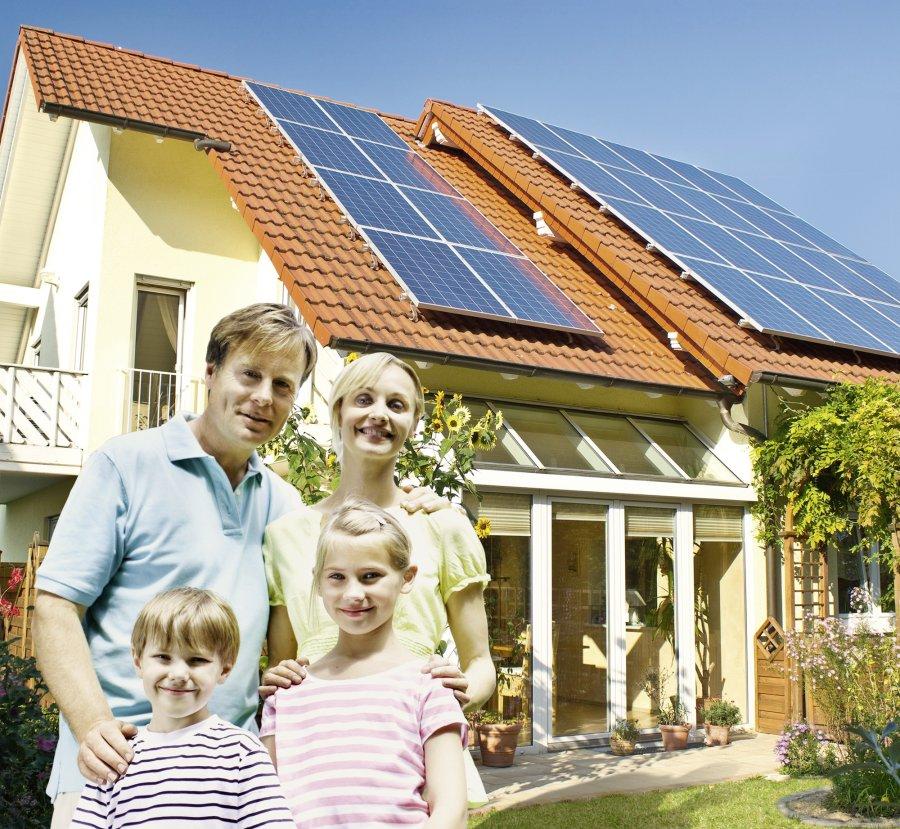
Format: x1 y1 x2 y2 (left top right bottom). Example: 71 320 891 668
34 303 317 827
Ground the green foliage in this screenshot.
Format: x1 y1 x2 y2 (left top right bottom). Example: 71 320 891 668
0 639 59 827
775 722 839 777
703 699 741 727
262 393 502 507
657 698 689 726
829 722 900 818
261 405 338 504
611 717 641 741
472 708 523 726
751 379 900 569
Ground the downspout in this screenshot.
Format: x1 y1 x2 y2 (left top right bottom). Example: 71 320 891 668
717 394 766 443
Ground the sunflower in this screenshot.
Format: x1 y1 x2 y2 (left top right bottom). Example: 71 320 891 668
325 452 337 468
430 416 444 433
473 516 492 539
471 428 497 451
452 406 471 428
445 412 463 433
493 411 504 429
344 352 360 365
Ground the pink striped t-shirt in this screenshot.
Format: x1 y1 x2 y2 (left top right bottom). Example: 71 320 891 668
260 660 467 827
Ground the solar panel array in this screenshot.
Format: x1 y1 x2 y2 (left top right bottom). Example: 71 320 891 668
245 83 602 338
482 106 900 357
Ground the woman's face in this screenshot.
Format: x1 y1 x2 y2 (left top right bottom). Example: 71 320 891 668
338 364 418 464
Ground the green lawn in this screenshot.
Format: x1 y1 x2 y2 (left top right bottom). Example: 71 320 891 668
469 776 827 828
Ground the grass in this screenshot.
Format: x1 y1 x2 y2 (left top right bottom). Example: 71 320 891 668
468 775 829 828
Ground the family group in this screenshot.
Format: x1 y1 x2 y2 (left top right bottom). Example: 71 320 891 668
32 303 496 828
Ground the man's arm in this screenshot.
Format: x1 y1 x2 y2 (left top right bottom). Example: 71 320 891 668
33 591 136 784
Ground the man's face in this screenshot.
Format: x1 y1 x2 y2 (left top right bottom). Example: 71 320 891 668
204 346 305 451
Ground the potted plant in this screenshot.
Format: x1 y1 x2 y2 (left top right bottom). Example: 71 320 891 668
657 698 691 751
610 717 641 756
474 709 523 767
702 699 741 746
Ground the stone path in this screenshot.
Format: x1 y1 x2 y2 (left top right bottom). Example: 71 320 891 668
475 733 781 812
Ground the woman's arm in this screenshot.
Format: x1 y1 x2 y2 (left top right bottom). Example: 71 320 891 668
422 728 467 828
260 606 306 698
447 584 496 711
261 734 277 768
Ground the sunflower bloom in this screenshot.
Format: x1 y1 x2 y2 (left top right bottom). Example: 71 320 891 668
431 416 444 433
474 516 492 539
474 429 497 451
445 413 463 432
453 406 471 427
344 352 360 364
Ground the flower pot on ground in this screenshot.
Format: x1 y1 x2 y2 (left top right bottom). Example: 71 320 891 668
702 699 741 747
474 710 523 767
610 717 640 756
657 699 691 751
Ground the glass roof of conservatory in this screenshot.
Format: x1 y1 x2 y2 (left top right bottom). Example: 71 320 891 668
466 399 741 483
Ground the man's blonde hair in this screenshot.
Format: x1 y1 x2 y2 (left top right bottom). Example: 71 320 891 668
328 353 424 461
131 588 240 668
206 303 317 384
312 498 413 596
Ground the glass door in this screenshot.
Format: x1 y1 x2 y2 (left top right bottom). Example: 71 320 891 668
550 500 608 736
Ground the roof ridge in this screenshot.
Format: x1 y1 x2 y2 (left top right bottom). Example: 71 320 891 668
19 25 237 80
19 26 416 124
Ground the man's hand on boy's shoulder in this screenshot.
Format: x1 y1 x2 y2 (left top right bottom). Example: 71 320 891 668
77 717 138 785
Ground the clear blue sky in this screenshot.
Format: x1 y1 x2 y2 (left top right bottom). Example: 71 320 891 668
4 1 899 283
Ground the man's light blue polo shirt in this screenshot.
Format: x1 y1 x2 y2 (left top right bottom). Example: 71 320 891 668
36 414 303 798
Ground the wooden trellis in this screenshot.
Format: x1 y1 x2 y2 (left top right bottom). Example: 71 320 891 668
4 532 48 659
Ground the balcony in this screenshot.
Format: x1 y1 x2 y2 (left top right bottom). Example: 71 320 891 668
123 369 205 433
0 363 84 502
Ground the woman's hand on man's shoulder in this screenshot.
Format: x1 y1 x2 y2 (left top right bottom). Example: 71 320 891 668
259 658 309 699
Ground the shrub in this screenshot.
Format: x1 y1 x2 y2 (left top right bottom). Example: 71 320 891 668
657 698 689 727
828 722 900 819
775 722 839 777
703 699 741 728
611 717 641 741
0 638 59 827
784 615 900 741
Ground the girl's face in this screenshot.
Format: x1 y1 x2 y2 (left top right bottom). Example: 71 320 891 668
318 532 416 636
338 365 418 464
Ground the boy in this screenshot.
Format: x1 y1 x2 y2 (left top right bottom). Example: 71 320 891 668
71 588 294 828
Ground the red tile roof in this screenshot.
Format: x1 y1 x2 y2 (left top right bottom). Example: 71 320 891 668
420 102 900 388
12 27 898 392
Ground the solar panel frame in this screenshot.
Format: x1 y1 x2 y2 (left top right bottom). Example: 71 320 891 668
246 84 603 338
482 104 899 357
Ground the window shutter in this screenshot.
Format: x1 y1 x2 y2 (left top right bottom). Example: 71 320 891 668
693 505 743 542
625 506 675 537
479 493 531 536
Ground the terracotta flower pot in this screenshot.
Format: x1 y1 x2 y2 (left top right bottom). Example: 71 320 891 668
659 724 690 751
609 735 636 756
704 723 731 746
477 721 522 767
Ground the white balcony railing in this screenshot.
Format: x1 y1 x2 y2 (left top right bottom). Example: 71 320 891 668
123 369 205 433
0 363 84 449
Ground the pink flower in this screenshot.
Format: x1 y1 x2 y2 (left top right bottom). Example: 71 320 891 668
7 567 23 589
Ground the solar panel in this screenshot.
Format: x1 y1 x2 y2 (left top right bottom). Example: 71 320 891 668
482 105 900 357
246 83 602 338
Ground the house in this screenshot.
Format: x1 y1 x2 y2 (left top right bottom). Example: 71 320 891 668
1 26 897 752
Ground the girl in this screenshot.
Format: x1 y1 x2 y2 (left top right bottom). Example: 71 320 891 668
260 499 468 828
261 353 495 805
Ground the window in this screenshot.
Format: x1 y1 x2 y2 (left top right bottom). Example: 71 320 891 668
74 286 89 371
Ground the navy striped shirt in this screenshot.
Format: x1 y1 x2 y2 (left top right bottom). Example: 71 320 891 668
71 716 294 828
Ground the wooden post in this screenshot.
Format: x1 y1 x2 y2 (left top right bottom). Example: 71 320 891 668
780 504 803 723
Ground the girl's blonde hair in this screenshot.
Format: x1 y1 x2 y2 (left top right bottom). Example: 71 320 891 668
131 587 240 668
329 352 425 461
312 498 413 594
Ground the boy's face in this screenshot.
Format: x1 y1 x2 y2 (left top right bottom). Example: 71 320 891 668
134 639 231 730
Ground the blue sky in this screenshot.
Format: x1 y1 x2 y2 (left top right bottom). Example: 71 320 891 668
4 1 899 283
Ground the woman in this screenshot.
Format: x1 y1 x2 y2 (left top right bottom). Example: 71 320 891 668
261 353 495 803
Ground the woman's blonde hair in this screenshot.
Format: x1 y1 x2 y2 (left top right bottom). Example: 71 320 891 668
131 587 240 668
312 498 413 596
328 352 424 461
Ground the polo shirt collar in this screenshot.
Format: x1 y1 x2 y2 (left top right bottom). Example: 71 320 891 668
162 414 264 480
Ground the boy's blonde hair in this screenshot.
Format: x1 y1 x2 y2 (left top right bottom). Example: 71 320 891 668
312 498 413 593
131 587 240 668
206 302 317 384
328 353 424 461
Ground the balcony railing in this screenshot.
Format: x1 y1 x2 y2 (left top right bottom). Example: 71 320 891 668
123 369 205 433
0 364 84 449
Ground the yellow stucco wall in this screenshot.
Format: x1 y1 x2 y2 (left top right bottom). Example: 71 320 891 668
0 478 74 563
84 130 263 451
